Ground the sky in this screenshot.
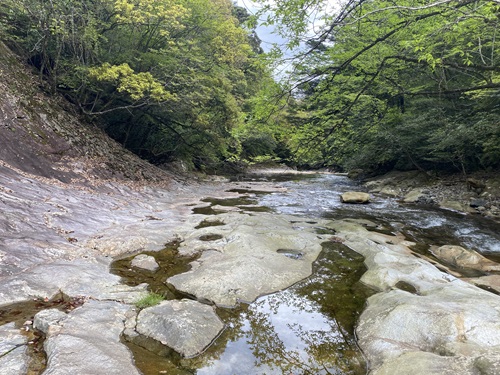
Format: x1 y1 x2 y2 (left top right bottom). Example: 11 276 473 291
235 0 289 53
235 0 337 50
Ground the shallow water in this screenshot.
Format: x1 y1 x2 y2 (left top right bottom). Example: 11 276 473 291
117 241 371 375
0 294 85 374
114 172 500 374
257 173 500 259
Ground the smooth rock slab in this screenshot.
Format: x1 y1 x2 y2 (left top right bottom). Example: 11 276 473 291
136 299 224 358
43 300 140 375
0 258 148 307
357 285 500 373
0 323 29 375
340 191 370 204
131 254 159 272
431 245 500 272
329 220 500 374
168 213 324 307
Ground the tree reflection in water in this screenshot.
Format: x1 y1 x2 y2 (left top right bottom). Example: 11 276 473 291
196 242 372 375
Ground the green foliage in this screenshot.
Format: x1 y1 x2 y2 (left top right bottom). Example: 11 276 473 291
255 0 500 173
1 0 275 170
135 292 164 309
88 63 175 101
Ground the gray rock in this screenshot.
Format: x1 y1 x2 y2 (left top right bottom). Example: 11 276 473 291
136 299 224 358
131 254 159 272
340 191 370 204
0 258 148 307
440 200 466 212
168 213 324 307
328 220 500 375
43 300 140 375
404 189 435 205
357 285 500 372
379 187 400 197
470 198 488 208
33 308 67 334
0 323 29 375
403 188 424 203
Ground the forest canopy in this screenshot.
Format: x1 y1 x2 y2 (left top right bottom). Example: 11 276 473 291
256 0 500 173
0 0 280 171
1 0 500 174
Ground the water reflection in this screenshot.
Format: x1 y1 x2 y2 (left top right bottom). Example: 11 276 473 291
187 243 370 375
120 240 371 375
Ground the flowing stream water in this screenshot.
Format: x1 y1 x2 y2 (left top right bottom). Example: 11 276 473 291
4 172 499 374
256 173 500 260
116 172 500 374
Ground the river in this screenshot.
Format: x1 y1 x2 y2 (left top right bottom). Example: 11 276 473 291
121 172 500 375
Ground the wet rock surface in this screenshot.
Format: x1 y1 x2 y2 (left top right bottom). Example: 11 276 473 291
136 299 224 358
131 254 159 272
331 220 500 375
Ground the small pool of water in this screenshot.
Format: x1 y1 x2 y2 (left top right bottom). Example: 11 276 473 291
110 241 197 299
0 294 85 374
120 241 372 375
208 242 370 375
192 196 273 215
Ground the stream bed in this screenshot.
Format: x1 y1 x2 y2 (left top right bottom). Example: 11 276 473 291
113 172 500 374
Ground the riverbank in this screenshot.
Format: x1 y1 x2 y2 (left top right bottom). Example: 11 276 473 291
362 170 500 221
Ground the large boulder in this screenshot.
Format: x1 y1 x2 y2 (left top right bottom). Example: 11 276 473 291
136 299 224 358
340 192 370 204
403 188 434 204
328 220 500 375
357 285 500 374
431 245 500 272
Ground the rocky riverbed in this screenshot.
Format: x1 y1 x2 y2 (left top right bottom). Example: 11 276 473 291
2 165 500 374
363 170 500 221
2 40 500 374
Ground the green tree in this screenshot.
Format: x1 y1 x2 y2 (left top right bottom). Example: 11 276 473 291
255 0 500 173
1 0 274 170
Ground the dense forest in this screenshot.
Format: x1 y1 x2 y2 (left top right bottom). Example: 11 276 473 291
1 0 499 175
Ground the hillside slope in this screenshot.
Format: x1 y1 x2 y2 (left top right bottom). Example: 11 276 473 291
0 42 176 186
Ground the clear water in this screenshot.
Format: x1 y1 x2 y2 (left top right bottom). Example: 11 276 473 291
120 172 500 374
257 173 500 256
